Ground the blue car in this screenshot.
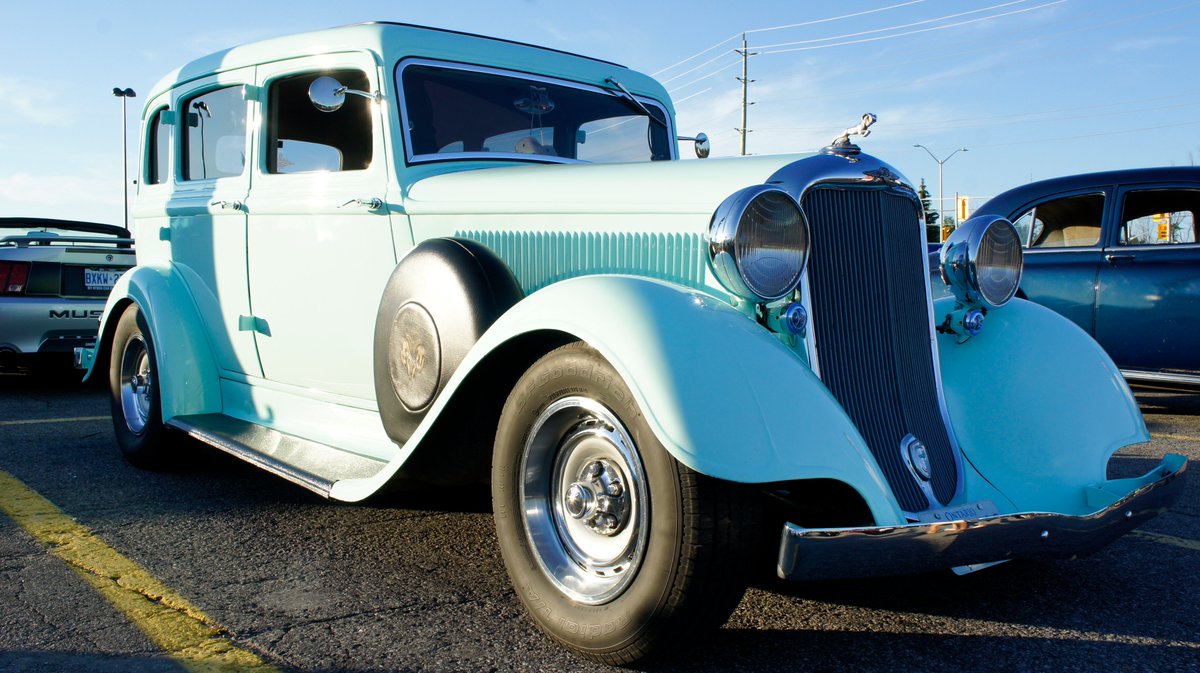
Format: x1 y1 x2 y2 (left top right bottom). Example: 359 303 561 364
954 167 1200 390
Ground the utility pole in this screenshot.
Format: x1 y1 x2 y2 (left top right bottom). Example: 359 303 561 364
734 34 756 156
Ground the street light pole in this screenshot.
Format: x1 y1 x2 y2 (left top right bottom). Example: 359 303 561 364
913 144 967 227
113 87 136 229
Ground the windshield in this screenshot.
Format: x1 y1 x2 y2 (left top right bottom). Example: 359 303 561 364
398 61 672 164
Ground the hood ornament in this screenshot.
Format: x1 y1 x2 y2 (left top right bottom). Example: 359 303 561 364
830 113 877 148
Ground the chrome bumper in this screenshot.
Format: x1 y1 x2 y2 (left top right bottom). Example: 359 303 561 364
778 454 1187 580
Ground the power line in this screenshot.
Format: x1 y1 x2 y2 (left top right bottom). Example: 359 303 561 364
744 0 929 34
659 50 739 85
756 95 1200 133
758 0 1068 55
969 120 1200 149
667 60 740 94
651 0 928 76
754 0 1033 50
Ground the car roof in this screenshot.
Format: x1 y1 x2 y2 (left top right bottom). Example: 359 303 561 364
977 166 1200 217
145 22 644 115
0 217 130 239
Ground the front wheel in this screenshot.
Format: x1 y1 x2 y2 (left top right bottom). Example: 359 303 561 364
492 342 759 665
109 304 168 467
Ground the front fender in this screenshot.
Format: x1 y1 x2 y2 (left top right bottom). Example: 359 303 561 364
88 265 222 421
936 297 1149 515
336 275 903 524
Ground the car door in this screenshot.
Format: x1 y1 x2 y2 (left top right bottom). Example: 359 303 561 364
165 71 262 377
1009 189 1110 335
1095 185 1200 377
243 54 397 400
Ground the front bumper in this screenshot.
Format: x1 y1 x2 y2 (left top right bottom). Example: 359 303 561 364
778 454 1187 580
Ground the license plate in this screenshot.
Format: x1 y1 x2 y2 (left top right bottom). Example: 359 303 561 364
84 267 123 291
916 499 1000 523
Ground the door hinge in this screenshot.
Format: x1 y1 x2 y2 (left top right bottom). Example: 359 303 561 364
237 315 271 336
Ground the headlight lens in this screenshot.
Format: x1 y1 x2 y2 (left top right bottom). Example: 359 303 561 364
939 215 1023 309
708 186 810 301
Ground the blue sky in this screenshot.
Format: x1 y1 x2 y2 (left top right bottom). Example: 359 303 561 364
2 0 1198 224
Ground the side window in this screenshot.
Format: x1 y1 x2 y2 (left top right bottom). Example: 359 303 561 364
147 108 171 185
267 70 373 174
182 87 247 180
1118 189 1199 245
1011 193 1104 248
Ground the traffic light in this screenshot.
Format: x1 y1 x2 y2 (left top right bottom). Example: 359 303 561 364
957 196 970 223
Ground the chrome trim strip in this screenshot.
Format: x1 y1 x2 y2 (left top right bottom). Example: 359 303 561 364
394 58 676 165
1122 370 1200 386
778 454 1187 580
766 152 967 505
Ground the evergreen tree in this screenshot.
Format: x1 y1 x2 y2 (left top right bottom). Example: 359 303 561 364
918 178 939 226
918 178 940 242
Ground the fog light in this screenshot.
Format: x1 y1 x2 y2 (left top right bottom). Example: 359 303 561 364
963 309 985 336
782 302 807 335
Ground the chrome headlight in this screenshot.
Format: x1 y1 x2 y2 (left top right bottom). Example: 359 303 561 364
939 215 1023 309
708 186 810 302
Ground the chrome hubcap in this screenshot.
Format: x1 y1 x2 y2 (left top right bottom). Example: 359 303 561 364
563 459 629 536
520 396 649 605
119 335 152 435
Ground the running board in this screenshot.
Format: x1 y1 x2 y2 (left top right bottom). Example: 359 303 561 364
167 414 388 497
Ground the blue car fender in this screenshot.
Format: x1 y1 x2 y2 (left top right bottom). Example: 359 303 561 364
935 296 1149 515
344 275 904 523
84 265 222 421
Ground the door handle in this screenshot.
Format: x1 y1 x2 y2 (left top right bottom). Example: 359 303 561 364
1105 253 1135 264
210 200 244 211
339 197 384 211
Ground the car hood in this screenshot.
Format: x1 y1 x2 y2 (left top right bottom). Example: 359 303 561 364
402 154 815 217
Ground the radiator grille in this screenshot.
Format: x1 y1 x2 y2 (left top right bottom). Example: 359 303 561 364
802 187 956 512
456 230 707 293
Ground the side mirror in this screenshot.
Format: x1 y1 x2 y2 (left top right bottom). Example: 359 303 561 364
678 133 710 159
308 76 347 112
308 76 381 113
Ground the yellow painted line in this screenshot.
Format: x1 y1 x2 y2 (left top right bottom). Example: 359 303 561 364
1133 530 1200 552
0 469 281 673
1152 433 1200 443
0 415 109 426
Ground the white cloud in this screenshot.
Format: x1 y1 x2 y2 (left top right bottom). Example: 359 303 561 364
0 172 123 223
0 76 72 126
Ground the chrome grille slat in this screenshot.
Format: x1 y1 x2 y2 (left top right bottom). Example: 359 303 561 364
803 187 956 512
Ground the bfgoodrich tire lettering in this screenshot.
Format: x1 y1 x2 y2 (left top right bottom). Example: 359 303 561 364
109 304 169 468
492 342 759 665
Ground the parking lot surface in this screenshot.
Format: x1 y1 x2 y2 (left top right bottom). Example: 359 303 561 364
1 373 1197 672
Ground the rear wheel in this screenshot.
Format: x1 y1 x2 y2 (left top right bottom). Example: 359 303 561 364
492 342 759 665
109 304 168 467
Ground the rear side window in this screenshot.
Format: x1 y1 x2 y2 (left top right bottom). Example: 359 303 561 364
266 70 373 174
1011 193 1104 248
147 108 171 185
1119 189 1199 245
182 87 247 180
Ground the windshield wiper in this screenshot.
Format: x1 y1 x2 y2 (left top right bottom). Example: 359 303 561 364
604 77 668 129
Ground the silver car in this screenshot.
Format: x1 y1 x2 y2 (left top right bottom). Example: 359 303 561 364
0 218 134 371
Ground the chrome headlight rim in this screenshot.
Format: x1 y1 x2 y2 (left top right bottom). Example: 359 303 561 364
939 214 1024 310
707 185 811 302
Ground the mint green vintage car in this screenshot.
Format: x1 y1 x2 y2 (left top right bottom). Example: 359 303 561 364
77 22 1185 664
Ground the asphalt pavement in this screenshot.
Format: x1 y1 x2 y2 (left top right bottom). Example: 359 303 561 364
1 372 1197 673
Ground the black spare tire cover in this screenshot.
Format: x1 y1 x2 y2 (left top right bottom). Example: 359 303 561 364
374 238 523 444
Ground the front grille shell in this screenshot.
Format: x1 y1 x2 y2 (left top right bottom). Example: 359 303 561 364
767 152 962 513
